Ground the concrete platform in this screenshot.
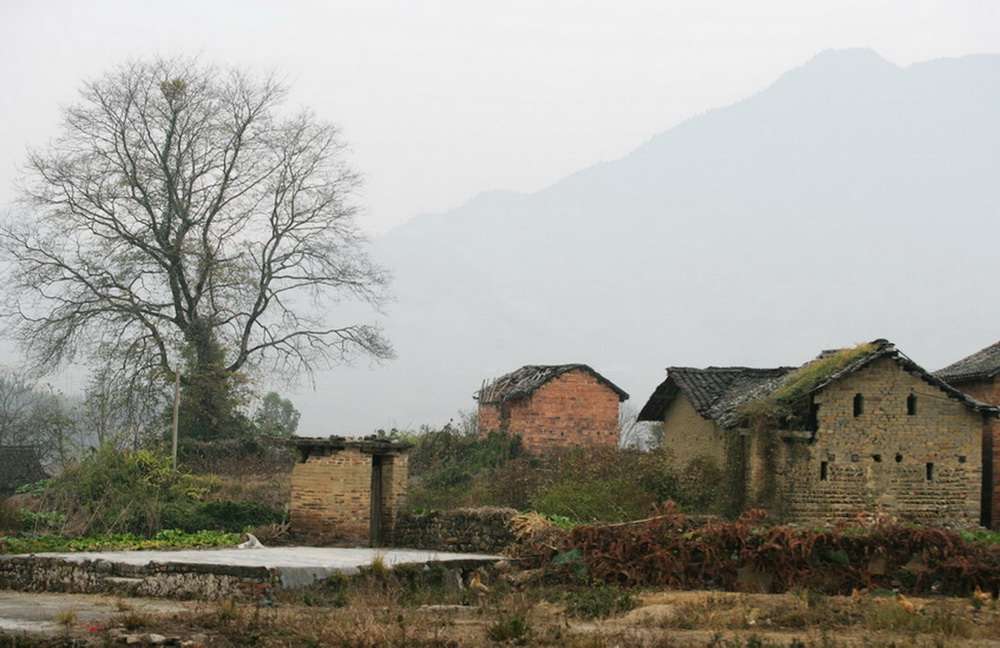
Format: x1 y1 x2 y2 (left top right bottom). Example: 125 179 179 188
1 547 504 598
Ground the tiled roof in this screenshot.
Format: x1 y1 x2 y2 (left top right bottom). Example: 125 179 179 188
637 367 792 426
811 340 997 413
638 339 998 428
934 342 1000 384
477 364 629 404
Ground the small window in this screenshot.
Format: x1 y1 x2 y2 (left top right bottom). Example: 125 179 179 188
907 394 917 415
873 454 882 463
820 461 829 481
895 453 903 463
926 462 934 481
958 455 967 464
853 393 864 417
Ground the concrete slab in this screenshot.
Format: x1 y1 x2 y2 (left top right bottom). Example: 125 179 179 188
0 591 190 635
30 546 503 589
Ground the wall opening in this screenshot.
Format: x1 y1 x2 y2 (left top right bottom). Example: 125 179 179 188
926 462 935 481
895 453 903 463
806 401 820 431
369 454 384 547
853 393 864 417
873 454 882 463
907 394 917 415
820 461 829 481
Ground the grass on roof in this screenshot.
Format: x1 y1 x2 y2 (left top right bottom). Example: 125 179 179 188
736 342 877 430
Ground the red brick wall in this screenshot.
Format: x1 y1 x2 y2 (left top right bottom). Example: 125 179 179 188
478 369 620 453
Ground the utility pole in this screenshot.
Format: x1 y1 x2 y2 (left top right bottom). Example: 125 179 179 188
172 372 180 469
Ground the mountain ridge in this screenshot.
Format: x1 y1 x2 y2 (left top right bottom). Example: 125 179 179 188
294 48 1000 435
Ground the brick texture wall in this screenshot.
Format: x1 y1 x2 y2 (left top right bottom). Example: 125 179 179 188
945 376 1000 528
290 445 410 546
768 357 984 526
478 369 620 453
662 394 731 468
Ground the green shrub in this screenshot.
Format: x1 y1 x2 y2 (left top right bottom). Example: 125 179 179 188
532 478 657 523
161 500 285 533
41 444 212 536
19 508 67 532
14 479 52 495
674 456 727 513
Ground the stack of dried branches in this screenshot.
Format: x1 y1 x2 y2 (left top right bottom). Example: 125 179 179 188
567 504 1000 596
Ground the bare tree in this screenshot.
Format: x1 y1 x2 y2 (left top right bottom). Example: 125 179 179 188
0 368 75 467
1 58 392 440
78 364 169 450
618 402 663 450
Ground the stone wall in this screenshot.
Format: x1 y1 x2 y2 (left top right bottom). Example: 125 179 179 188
393 507 517 553
478 370 620 453
770 357 984 526
0 556 277 600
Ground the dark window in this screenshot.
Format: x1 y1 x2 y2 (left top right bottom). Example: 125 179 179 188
926 462 934 481
873 454 882 463
820 461 829 481
853 393 864 417
895 453 903 463
959 455 967 464
907 394 917 416
806 401 820 431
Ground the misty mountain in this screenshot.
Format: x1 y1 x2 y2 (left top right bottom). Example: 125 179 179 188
297 48 1000 435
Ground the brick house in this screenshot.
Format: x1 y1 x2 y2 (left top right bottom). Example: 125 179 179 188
638 340 1000 527
476 364 629 454
934 342 1000 527
935 342 1000 405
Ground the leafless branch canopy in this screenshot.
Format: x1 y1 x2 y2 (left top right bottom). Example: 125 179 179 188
2 58 392 384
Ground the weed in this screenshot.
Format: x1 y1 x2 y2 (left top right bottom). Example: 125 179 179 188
485 614 531 644
562 586 638 619
55 608 76 628
110 608 151 630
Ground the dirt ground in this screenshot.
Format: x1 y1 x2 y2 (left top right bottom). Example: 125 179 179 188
2 589 1000 647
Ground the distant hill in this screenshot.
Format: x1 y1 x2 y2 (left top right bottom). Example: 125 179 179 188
296 49 1000 435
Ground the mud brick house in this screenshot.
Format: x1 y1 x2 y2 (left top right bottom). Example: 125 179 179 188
935 341 1000 527
476 364 629 453
638 340 1000 527
290 437 411 546
935 342 1000 406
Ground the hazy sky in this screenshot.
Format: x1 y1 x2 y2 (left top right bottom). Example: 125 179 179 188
2 1 999 235
2 1 999 424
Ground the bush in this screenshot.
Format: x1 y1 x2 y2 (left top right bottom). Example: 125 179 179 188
40 444 211 536
532 478 658 523
674 456 727 513
162 500 286 533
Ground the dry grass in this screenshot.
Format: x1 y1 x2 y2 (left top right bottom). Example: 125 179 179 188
28 569 1000 647
141 580 1000 648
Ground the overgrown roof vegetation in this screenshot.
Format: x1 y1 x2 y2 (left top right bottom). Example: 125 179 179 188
736 342 878 430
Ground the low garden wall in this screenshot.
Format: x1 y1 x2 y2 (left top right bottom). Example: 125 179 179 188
0 555 277 600
393 507 517 553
